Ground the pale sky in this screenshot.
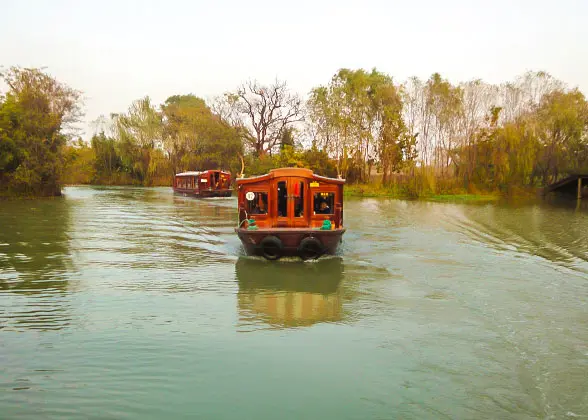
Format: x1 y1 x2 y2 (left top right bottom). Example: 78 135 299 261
2 0 587 138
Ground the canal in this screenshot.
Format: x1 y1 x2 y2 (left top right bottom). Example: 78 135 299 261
1 186 587 419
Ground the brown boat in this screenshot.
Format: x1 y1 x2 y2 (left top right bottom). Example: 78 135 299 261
173 170 232 197
235 168 345 260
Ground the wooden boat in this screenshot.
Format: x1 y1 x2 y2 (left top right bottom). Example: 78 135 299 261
235 168 345 260
173 170 232 197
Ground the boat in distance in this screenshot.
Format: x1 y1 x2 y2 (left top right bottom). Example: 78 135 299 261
173 170 232 197
234 168 345 260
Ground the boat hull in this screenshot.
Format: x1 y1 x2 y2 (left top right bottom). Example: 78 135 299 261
173 188 232 198
235 227 345 260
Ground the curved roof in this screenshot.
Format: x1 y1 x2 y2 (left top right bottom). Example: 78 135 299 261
176 171 204 176
237 167 345 185
175 170 230 177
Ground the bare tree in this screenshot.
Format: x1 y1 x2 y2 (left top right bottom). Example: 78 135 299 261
215 79 303 156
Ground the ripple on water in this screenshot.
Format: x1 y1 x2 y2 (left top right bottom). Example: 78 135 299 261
0 188 586 419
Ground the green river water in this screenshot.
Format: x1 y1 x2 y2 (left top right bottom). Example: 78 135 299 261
1 186 587 419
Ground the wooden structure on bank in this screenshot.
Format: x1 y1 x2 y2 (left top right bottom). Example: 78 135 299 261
173 170 232 197
235 168 345 260
544 174 588 199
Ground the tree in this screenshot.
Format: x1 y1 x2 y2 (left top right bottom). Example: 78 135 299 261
375 84 418 184
535 89 588 183
0 67 82 196
308 68 417 183
424 73 463 175
112 96 162 183
280 127 295 150
216 79 303 156
161 95 208 174
307 85 347 178
161 94 243 175
91 132 121 177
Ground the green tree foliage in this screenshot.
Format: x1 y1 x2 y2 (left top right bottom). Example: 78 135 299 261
0 67 82 196
112 96 162 184
162 94 243 175
91 132 121 175
534 89 588 183
5 66 586 197
280 127 295 150
394 70 588 195
243 143 337 179
61 94 245 187
452 88 588 192
62 139 95 184
308 68 417 183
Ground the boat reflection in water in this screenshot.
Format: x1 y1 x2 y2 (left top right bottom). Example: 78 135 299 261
235 257 344 328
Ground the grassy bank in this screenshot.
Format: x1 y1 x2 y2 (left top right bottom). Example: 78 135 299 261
61 175 173 188
344 184 508 203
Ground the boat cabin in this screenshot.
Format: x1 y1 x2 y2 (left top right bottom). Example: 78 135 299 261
237 168 344 229
173 170 232 197
235 168 345 260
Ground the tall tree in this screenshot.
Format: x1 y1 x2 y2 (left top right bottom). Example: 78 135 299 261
162 94 243 174
112 96 161 183
0 67 82 196
280 127 295 150
535 89 588 183
215 80 303 156
308 68 417 182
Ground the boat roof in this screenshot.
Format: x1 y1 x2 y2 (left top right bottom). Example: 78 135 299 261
175 170 230 177
237 167 345 185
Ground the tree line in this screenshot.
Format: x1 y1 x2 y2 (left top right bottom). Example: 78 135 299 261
1 66 587 197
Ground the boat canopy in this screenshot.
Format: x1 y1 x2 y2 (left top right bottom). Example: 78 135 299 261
176 171 205 177
176 170 230 177
237 168 345 185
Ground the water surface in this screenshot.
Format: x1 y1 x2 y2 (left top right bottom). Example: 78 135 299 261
1 187 587 419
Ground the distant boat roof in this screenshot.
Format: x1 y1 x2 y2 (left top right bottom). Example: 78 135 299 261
176 171 205 176
175 170 230 176
237 167 345 184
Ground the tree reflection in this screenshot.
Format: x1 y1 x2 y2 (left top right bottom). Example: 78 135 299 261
235 257 344 328
0 198 72 330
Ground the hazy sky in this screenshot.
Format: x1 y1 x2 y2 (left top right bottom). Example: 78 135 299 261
2 0 587 138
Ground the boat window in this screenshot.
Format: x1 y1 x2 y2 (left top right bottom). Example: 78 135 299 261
313 192 334 215
277 181 288 217
246 192 268 215
212 172 220 189
294 181 304 217
219 174 228 189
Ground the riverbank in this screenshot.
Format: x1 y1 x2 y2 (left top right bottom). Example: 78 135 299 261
8 182 540 204
342 184 497 202
0 189 63 200
343 184 542 203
